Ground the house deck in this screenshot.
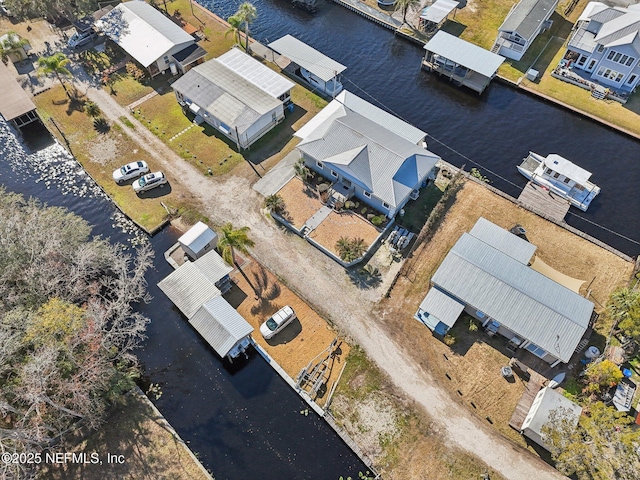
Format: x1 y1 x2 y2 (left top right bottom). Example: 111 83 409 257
517 181 570 222
508 369 545 431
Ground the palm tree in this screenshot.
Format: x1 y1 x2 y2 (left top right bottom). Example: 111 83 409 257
218 223 255 267
264 194 285 214
37 52 73 99
293 159 311 181
394 0 420 26
84 101 101 118
236 2 257 53
336 237 368 262
225 14 243 47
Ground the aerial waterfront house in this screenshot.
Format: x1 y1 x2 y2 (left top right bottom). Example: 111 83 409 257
493 0 559 61
423 31 505 94
95 0 206 77
294 90 440 219
561 1 640 93
171 47 295 149
414 218 594 367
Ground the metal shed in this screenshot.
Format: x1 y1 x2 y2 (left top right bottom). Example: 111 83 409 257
178 221 219 260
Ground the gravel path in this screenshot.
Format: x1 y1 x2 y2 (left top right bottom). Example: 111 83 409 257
69 66 565 480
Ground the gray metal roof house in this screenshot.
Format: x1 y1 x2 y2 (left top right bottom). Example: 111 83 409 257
414 218 594 366
294 90 440 218
171 47 295 149
0 62 39 129
158 250 252 360
493 0 559 61
521 387 582 449
423 31 505 94
95 0 206 76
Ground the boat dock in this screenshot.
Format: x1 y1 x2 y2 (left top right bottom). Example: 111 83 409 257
331 0 401 31
517 182 571 222
508 369 545 431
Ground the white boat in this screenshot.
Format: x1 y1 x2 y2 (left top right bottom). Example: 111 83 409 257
517 151 600 211
300 67 343 98
547 372 565 389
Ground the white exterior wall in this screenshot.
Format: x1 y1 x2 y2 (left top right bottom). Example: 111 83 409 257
152 41 194 75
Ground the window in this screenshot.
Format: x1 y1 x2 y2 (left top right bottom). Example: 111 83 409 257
476 311 485 319
587 59 596 71
613 52 622 62
597 44 604 53
563 177 570 184
526 343 547 358
577 55 587 66
553 172 560 178
163 55 169 64
604 50 635 66
628 74 637 85
382 201 390 209
545 168 553 174
363 191 371 198
625 57 634 66
597 67 623 81
330 170 338 178
316 160 324 168
272 112 277 122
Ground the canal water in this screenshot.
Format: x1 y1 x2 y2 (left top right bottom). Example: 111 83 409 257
206 0 640 256
0 120 368 479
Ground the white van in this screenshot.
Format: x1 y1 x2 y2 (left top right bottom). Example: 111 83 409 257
68 29 97 49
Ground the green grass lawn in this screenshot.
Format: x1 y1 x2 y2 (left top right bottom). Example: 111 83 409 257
398 184 445 233
34 87 173 232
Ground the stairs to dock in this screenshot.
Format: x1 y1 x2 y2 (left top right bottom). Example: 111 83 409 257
591 86 607 100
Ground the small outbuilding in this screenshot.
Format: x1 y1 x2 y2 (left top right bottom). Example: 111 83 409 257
178 221 218 260
419 0 459 34
0 32 30 63
423 31 505 94
521 387 582 449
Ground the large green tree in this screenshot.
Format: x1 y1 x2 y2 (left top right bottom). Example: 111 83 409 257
37 52 73 99
2 0 99 20
0 189 152 479
542 402 640 480
607 287 640 341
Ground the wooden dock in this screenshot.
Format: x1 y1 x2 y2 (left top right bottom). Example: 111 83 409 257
517 181 571 222
508 370 545 431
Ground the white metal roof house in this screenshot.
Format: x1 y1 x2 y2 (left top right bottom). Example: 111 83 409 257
158 250 251 360
414 218 594 367
295 90 440 218
562 2 640 92
423 31 505 94
171 47 295 149
521 387 582 449
493 0 559 61
95 0 206 77
268 35 347 98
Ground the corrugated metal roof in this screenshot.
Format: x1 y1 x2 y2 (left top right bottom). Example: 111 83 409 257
171 60 279 133
469 217 536 264
297 110 439 208
0 62 36 122
216 48 294 99
424 32 504 79
542 153 592 185
522 387 581 443
95 1 194 67
192 249 233 285
597 19 640 47
416 286 465 328
420 0 459 24
178 222 217 255
189 296 253 358
157 262 221 318
498 0 558 40
268 35 346 82
590 6 626 24
432 230 593 363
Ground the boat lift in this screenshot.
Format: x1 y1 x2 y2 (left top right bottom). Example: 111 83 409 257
296 337 342 399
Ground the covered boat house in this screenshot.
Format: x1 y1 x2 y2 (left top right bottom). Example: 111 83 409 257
422 31 505 94
419 0 459 34
268 34 346 98
0 62 40 129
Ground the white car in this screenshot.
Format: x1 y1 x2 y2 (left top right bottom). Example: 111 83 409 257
67 29 97 49
260 306 296 340
112 161 149 184
132 172 167 193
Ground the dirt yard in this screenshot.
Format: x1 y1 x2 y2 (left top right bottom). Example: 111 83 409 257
309 210 382 257
276 176 324 229
230 260 349 408
376 179 634 447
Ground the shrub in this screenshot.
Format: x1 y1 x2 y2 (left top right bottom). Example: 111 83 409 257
126 62 146 82
443 333 456 346
371 216 384 226
361 207 367 215
345 200 355 209
317 183 330 193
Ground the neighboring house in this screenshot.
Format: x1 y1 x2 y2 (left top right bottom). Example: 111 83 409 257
521 387 582 449
95 0 206 76
0 32 30 63
563 2 640 92
171 47 295 149
158 249 252 360
493 0 558 61
178 221 219 261
294 90 440 218
0 61 39 129
414 218 594 367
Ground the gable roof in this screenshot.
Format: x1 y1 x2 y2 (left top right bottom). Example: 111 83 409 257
95 0 194 67
469 217 537 264
268 35 346 82
0 62 37 122
171 58 282 134
178 221 217 255
431 219 593 362
499 0 558 40
296 103 439 209
424 31 505 79
158 261 221 319
216 48 295 99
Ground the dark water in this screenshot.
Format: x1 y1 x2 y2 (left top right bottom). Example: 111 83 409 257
207 0 640 256
0 121 367 479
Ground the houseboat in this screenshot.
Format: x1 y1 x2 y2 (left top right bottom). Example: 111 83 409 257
517 152 600 211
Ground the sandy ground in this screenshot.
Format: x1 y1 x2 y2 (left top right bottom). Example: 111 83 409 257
12 21 580 480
